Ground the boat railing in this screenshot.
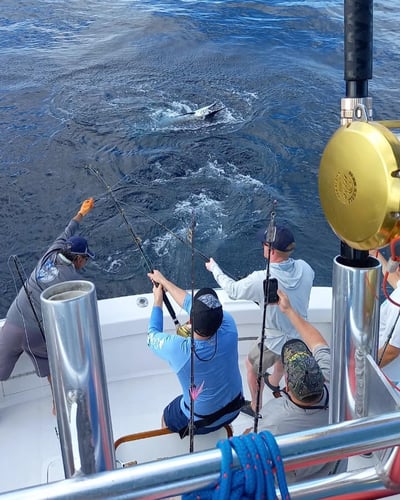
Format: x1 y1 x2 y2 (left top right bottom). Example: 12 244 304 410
1 411 400 499
3 271 398 499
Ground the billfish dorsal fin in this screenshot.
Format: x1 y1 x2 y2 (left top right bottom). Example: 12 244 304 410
193 102 224 119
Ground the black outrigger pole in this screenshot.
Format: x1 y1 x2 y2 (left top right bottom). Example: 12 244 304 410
253 204 277 433
340 0 373 265
86 165 182 331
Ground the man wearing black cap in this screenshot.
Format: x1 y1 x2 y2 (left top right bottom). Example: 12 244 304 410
0 198 95 393
206 225 314 417
147 269 244 436
248 289 346 482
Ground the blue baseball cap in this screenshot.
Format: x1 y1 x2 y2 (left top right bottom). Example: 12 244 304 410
257 225 295 252
65 236 95 259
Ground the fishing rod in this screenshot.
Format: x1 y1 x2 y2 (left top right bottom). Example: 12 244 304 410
86 165 182 331
111 180 210 263
253 202 277 433
188 212 196 453
93 173 240 282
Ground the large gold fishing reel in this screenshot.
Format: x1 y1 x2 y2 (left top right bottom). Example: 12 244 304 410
319 116 400 250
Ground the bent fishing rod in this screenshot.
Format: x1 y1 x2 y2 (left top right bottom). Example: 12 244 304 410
188 212 196 452
254 203 277 433
90 171 241 282
86 165 182 332
114 182 210 263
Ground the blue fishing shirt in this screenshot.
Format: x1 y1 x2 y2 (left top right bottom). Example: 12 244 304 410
148 293 242 426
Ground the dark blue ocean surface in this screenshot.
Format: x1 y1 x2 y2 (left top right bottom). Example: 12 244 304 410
1 1 399 317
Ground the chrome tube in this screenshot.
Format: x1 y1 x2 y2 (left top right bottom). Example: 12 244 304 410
41 280 115 478
330 255 381 423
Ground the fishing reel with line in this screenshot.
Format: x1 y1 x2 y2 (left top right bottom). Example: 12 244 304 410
319 102 400 251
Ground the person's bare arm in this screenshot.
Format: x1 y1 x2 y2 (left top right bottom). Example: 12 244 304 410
371 250 400 289
277 289 327 351
152 281 164 308
379 343 400 367
148 270 187 307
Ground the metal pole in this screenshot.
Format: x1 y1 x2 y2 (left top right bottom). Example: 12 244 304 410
41 280 116 478
330 256 381 423
341 0 373 127
340 0 373 264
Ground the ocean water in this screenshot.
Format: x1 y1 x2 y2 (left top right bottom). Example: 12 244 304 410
1 0 399 318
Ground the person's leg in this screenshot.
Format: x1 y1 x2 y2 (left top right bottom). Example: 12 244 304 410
243 342 280 413
162 395 188 433
22 326 54 412
0 321 24 380
266 358 284 388
245 355 264 411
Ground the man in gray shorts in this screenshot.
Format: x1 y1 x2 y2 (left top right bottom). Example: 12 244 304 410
206 225 314 417
0 198 95 403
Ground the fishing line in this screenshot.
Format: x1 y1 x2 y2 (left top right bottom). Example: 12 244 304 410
94 174 211 262
92 172 240 281
112 177 211 262
253 202 277 433
86 165 182 331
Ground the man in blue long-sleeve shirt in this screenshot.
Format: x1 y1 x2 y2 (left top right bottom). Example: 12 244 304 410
147 270 243 437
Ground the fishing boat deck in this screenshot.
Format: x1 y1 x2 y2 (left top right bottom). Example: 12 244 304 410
0 287 398 497
0 348 258 492
0 355 375 495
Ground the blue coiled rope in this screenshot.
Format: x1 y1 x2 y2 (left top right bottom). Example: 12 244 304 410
183 431 290 500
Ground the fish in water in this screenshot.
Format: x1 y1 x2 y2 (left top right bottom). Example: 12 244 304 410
158 102 225 127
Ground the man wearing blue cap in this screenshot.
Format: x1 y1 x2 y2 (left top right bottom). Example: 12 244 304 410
0 198 95 397
206 225 314 417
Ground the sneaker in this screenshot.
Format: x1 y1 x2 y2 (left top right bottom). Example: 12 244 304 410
240 401 262 419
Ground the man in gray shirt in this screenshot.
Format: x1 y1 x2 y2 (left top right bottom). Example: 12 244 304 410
0 198 95 399
249 289 346 483
206 225 314 416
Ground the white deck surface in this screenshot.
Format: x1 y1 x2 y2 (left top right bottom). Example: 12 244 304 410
0 354 378 496
0 351 256 494
0 287 398 497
